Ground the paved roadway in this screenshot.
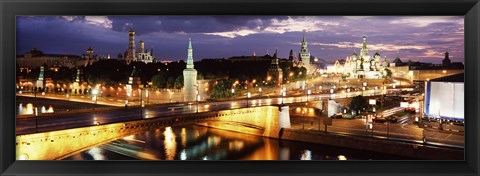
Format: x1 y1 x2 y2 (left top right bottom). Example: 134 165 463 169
16 87 464 149
16 89 393 135
290 114 464 148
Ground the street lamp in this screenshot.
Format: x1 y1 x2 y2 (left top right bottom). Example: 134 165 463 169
307 89 311 103
302 109 305 129
362 87 366 96
146 89 149 105
197 94 201 113
330 89 334 99
247 92 251 107
282 91 286 105
194 85 199 113
140 88 145 119
92 88 98 110
259 87 262 97
231 88 235 105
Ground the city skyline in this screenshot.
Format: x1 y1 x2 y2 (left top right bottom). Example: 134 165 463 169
17 16 464 64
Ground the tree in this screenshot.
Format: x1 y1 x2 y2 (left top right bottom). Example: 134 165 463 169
210 79 233 99
167 77 175 89
384 68 392 78
174 75 184 89
349 95 368 112
151 74 167 88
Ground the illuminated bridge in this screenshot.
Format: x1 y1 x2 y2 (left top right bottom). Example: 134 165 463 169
16 105 292 160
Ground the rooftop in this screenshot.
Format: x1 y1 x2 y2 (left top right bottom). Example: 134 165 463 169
430 73 464 83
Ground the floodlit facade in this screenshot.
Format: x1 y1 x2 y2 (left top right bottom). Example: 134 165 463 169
125 29 155 64
326 36 390 79
183 38 198 102
424 73 464 120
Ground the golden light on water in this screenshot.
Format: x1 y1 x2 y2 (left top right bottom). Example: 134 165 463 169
163 127 177 160
181 128 187 147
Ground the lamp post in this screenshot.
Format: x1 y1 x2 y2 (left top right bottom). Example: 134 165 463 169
232 88 235 105
362 86 366 96
146 89 149 105
247 92 251 107
282 91 286 105
194 85 199 113
34 106 39 133
302 109 305 130
92 88 98 111
259 87 262 97
307 89 311 103
140 88 144 119
330 89 334 99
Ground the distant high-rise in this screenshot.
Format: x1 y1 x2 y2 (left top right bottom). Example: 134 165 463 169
183 38 198 102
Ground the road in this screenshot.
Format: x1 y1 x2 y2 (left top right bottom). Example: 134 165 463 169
16 87 464 149
290 113 464 148
16 89 394 135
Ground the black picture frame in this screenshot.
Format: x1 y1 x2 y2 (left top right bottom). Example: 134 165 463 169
1 0 479 175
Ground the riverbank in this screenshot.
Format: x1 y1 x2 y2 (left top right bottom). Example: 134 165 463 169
279 128 463 160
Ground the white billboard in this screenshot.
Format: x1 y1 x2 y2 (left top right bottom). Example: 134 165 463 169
426 82 464 119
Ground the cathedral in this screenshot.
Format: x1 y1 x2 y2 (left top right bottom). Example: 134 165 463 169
124 28 155 64
326 36 390 79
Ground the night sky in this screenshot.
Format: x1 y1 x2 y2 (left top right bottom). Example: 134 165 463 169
16 16 464 64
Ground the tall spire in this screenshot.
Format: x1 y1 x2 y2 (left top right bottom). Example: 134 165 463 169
362 35 367 49
360 35 370 61
186 38 194 69
302 30 307 43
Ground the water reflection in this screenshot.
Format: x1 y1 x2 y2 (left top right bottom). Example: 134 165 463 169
17 103 54 115
65 125 412 160
163 127 177 160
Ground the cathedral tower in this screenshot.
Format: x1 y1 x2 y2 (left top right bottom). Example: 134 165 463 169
442 51 451 67
299 30 311 70
183 38 198 102
126 28 136 64
36 66 45 89
268 50 283 86
138 40 145 53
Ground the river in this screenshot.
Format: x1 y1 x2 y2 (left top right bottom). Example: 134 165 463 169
64 124 411 160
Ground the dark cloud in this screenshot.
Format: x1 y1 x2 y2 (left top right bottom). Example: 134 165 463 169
16 16 464 64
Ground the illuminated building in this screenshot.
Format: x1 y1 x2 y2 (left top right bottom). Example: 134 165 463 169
125 28 136 64
126 66 142 97
125 29 155 64
326 36 390 79
16 48 84 68
267 50 283 86
183 38 198 102
424 73 464 120
298 30 311 69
